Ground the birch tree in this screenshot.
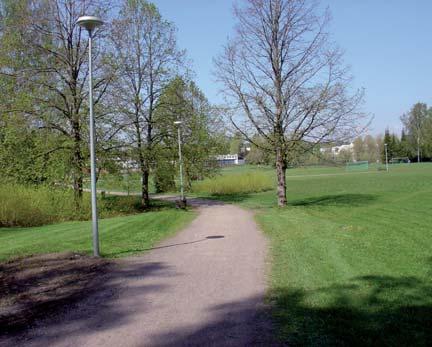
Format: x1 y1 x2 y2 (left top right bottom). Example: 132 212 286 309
110 0 184 208
401 103 428 163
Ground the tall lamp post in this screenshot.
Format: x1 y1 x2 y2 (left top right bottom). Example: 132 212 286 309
174 121 185 205
384 143 389 172
77 16 104 257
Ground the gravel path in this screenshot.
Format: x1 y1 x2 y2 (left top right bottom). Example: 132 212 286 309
4 199 274 347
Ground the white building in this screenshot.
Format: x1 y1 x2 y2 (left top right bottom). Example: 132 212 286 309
330 143 354 156
215 154 245 166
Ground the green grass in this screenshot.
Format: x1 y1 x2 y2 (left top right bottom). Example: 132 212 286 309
196 163 432 345
0 205 196 261
192 171 273 195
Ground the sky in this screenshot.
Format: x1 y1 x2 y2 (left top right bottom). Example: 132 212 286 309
151 0 432 135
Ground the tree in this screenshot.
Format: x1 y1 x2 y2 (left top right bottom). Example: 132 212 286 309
110 0 184 208
229 132 244 155
215 0 364 206
382 129 391 163
246 135 274 165
364 134 378 163
1 0 112 205
353 137 365 161
401 103 428 162
154 77 223 190
399 129 411 158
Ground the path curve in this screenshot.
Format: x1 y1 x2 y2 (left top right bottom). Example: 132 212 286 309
5 199 274 347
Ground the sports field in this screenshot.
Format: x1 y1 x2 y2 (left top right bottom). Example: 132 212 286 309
209 163 432 345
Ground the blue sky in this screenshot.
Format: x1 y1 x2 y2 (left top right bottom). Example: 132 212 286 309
152 0 432 135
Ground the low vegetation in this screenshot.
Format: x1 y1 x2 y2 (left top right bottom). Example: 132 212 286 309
196 163 432 345
192 172 274 195
0 184 149 227
0 206 196 261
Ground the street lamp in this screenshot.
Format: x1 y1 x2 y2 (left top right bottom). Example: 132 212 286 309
384 143 389 172
174 121 186 205
77 16 104 257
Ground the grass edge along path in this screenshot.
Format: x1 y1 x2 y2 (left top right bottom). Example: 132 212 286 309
194 163 432 346
0 206 197 262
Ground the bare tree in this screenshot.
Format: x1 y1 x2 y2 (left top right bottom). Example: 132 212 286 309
215 0 364 206
110 0 184 208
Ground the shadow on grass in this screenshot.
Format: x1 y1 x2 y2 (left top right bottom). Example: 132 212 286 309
193 193 377 209
100 195 178 213
136 274 432 346
271 274 432 346
290 193 377 207
3 254 430 346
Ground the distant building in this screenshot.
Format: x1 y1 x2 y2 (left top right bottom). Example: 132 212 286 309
116 158 139 171
215 154 245 166
320 143 355 160
330 143 354 156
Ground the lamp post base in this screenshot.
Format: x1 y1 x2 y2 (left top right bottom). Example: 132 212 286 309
175 198 187 209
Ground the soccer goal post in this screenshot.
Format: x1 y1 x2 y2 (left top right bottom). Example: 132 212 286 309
346 161 369 171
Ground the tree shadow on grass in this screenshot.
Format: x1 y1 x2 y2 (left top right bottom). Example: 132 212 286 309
148 274 432 346
290 193 377 207
270 274 432 346
3 254 430 346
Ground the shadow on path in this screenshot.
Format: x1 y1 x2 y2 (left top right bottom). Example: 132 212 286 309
149 294 280 346
1 256 173 346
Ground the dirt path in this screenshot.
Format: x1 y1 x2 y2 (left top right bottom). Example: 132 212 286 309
4 199 274 347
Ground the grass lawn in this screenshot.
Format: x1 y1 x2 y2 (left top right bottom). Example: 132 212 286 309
197 163 432 345
0 204 196 261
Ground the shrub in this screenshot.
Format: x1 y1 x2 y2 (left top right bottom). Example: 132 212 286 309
154 161 176 193
0 184 143 228
192 172 274 195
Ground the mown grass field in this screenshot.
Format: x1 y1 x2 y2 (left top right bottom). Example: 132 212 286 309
196 163 432 345
0 203 196 261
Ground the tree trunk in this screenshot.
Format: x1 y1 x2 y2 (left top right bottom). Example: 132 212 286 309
137 148 150 209
72 125 83 208
417 136 420 163
141 165 150 208
276 147 287 207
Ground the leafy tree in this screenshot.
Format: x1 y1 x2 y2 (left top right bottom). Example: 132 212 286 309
382 129 392 163
110 0 184 207
353 137 365 161
229 132 244 155
1 0 113 205
399 129 411 158
364 135 379 163
246 135 274 165
401 103 428 162
154 77 222 190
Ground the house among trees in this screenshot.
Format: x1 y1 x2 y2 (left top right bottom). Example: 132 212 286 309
215 154 245 166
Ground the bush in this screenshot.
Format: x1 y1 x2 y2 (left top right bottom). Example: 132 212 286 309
154 161 176 193
0 184 143 228
192 172 274 195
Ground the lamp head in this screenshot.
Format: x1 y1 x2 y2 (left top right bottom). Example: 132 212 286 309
174 121 183 125
77 16 103 32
